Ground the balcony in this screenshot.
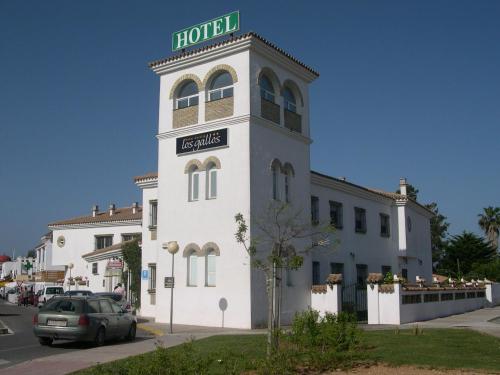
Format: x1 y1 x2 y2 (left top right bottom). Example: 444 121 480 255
284 109 302 133
261 98 280 124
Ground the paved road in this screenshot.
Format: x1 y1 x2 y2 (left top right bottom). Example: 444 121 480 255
0 299 152 370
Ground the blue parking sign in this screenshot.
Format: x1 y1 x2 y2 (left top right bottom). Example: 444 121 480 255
141 269 149 280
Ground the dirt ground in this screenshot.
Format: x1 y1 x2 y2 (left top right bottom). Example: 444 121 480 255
334 364 499 374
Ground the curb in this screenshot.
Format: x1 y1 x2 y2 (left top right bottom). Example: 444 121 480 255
137 324 164 337
0 319 10 335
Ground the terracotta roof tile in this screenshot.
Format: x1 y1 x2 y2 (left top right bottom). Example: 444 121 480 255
149 32 319 77
82 240 136 258
133 172 158 182
49 206 142 226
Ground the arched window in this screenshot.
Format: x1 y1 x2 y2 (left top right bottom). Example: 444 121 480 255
283 87 296 113
284 173 291 203
205 250 216 286
188 252 198 286
259 75 275 103
272 165 280 200
206 162 217 199
208 72 233 101
176 80 199 109
189 166 200 201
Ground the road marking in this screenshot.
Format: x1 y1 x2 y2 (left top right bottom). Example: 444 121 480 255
0 359 10 365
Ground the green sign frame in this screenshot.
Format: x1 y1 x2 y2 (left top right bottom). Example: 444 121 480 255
172 11 240 51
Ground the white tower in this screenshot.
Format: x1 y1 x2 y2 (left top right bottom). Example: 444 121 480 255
147 32 318 328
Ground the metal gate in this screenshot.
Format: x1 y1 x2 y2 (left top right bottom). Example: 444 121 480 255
341 283 367 322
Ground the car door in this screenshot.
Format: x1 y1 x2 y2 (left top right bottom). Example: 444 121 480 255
98 299 118 338
110 301 129 337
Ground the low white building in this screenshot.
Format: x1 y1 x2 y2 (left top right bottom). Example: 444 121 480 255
48 204 142 292
0 256 37 281
134 32 434 328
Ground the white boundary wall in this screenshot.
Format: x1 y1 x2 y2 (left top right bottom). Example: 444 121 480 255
310 284 341 316
368 283 492 325
486 283 500 306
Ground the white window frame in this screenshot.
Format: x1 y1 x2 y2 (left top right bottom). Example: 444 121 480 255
272 166 280 200
148 264 156 291
176 93 199 109
206 166 217 199
261 88 275 103
149 200 158 228
205 251 216 287
284 100 297 113
188 253 198 286
189 169 200 201
208 85 233 101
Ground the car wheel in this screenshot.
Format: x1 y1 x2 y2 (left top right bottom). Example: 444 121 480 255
94 327 105 347
39 337 53 346
126 323 136 341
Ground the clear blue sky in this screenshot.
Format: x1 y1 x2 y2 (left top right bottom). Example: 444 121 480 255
1 1 499 256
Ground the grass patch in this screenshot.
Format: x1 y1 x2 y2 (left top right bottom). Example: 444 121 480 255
363 328 500 371
74 329 500 374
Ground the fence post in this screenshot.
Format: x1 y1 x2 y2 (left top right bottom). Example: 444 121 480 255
367 283 380 324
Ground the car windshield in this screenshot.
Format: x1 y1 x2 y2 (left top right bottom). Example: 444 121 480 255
46 287 64 295
41 298 84 313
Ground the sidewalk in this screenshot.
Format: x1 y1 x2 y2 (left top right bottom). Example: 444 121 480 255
0 322 260 375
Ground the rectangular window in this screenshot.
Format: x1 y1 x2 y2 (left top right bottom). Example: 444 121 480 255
311 196 319 225
188 255 197 286
330 262 344 275
209 87 233 101
122 233 141 242
209 169 217 199
402 268 408 280
424 294 439 303
92 262 98 275
402 294 421 304
356 264 368 288
148 264 156 292
176 95 199 109
95 235 113 250
191 173 199 201
260 88 275 103
149 200 158 228
380 213 390 237
354 207 367 233
312 261 321 285
206 255 216 287
441 293 453 301
381 265 392 277
329 201 343 229
286 267 293 287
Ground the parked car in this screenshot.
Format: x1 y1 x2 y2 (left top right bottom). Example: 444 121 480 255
93 292 131 312
33 296 136 346
64 290 93 297
37 286 65 307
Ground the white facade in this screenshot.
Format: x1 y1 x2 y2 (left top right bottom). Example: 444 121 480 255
34 232 65 273
137 33 434 328
48 205 142 292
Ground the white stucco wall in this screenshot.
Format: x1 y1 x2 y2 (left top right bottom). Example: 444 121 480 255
310 285 341 317
50 223 141 292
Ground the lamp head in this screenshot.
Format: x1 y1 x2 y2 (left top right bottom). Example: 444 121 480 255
68 263 74 269
163 241 179 255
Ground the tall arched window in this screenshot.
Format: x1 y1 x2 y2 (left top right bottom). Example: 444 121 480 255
189 166 200 201
188 252 198 286
283 87 297 113
205 250 216 286
284 173 290 203
272 165 280 201
206 162 217 199
176 80 199 109
208 72 233 101
259 75 275 102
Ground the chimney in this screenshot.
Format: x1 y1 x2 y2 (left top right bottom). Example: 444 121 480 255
399 177 407 196
339 177 347 181
132 202 138 214
92 205 99 217
109 204 116 216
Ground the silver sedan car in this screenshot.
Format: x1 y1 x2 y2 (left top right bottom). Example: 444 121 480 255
33 296 137 346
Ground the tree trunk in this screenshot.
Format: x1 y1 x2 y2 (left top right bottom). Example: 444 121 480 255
266 270 275 357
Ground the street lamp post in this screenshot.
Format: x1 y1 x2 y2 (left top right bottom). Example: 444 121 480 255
68 263 74 292
163 241 179 334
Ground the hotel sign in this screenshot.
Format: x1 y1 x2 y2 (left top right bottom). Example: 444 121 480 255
172 11 240 51
176 128 228 155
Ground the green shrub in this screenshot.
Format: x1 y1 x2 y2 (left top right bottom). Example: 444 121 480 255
290 310 360 352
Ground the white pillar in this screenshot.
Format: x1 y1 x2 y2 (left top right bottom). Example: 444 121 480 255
367 283 380 324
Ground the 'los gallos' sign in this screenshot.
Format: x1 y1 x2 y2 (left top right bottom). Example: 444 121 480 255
172 11 240 51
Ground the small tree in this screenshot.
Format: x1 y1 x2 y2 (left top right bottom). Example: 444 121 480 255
122 239 141 309
235 201 335 356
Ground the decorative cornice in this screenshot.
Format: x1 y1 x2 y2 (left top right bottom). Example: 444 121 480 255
49 220 141 230
83 249 123 262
